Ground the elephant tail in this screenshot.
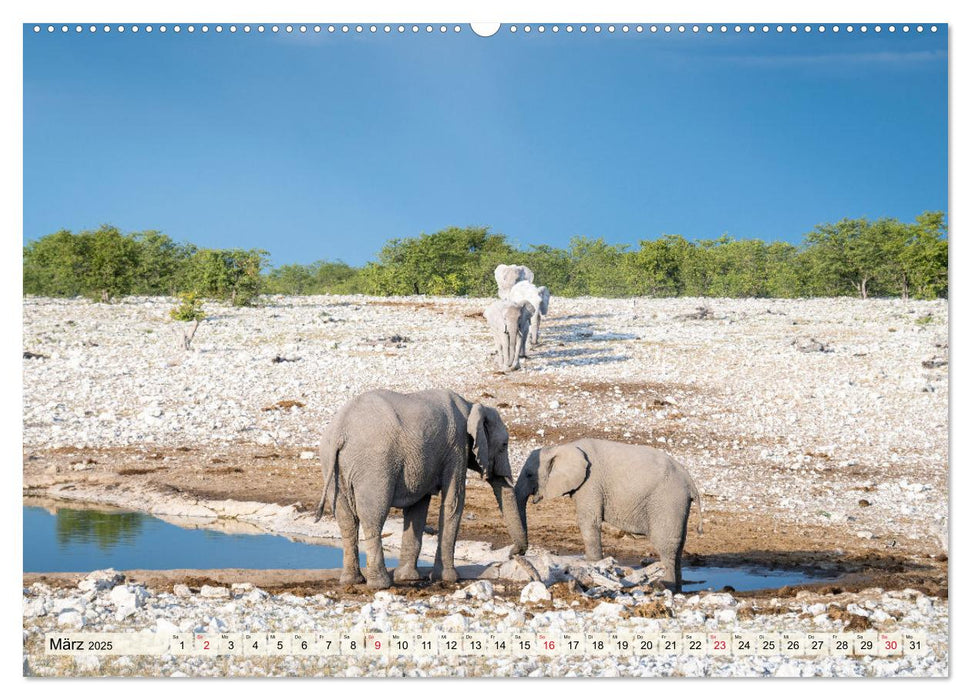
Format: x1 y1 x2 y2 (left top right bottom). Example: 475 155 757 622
314 431 345 522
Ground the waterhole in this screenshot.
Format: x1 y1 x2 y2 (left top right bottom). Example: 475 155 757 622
680 565 837 593
23 504 398 572
24 504 836 592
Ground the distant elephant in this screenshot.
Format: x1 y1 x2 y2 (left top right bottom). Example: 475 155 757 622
483 300 534 371
507 281 551 347
495 264 534 300
314 389 526 589
513 438 702 592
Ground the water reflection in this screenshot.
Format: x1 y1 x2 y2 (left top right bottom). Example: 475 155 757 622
55 508 145 550
24 503 395 573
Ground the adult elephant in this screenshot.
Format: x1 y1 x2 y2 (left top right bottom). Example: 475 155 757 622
507 281 551 347
495 264 534 299
484 299 534 371
314 389 527 589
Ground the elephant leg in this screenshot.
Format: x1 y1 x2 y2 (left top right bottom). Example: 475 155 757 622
335 494 365 585
658 545 684 593
358 524 392 590
529 314 540 347
656 507 691 593
355 491 393 590
432 468 466 583
578 513 604 562
507 334 520 371
394 495 431 583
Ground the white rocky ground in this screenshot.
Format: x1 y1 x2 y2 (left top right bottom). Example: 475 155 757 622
23 295 949 545
23 569 947 677
22 295 949 677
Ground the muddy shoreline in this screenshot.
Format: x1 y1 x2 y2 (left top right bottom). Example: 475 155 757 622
23 445 947 600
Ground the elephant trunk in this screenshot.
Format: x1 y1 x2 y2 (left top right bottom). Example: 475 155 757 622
492 479 528 556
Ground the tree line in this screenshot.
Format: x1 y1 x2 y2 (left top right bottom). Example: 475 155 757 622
23 212 947 303
23 226 267 305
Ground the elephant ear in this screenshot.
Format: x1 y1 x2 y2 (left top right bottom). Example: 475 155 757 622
538 287 550 315
544 446 589 498
468 403 513 483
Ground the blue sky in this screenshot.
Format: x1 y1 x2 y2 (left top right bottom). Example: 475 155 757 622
23 25 947 267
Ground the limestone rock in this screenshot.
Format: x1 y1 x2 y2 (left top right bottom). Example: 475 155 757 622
78 569 125 593
200 585 231 599
519 581 551 604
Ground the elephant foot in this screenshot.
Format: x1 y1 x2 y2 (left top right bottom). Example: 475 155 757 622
432 566 459 584
509 543 527 557
365 569 393 590
392 566 423 583
340 570 366 586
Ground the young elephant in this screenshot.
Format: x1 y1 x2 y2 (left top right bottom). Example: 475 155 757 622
314 389 527 589
484 299 534 371
514 438 703 592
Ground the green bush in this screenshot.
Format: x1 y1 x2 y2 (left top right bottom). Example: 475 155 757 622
169 292 206 322
23 214 948 301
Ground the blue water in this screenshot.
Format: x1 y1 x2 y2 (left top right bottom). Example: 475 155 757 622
681 565 835 593
23 505 397 572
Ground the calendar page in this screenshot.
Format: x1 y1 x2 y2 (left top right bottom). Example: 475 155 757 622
20 2 949 680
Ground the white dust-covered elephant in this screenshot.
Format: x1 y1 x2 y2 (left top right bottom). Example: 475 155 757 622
507 281 550 347
495 264 534 300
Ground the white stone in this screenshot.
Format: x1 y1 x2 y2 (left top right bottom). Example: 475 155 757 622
199 585 231 599
109 584 149 610
519 581 551 604
207 616 229 633
243 589 269 603
870 609 891 624
700 592 737 608
679 610 707 626
75 654 101 672
23 598 48 617
155 618 179 635
51 597 84 614
775 662 803 677
591 602 625 618
173 584 191 597
78 568 125 592
299 451 316 460
57 610 84 628
458 581 494 601
441 613 467 631
622 562 665 586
